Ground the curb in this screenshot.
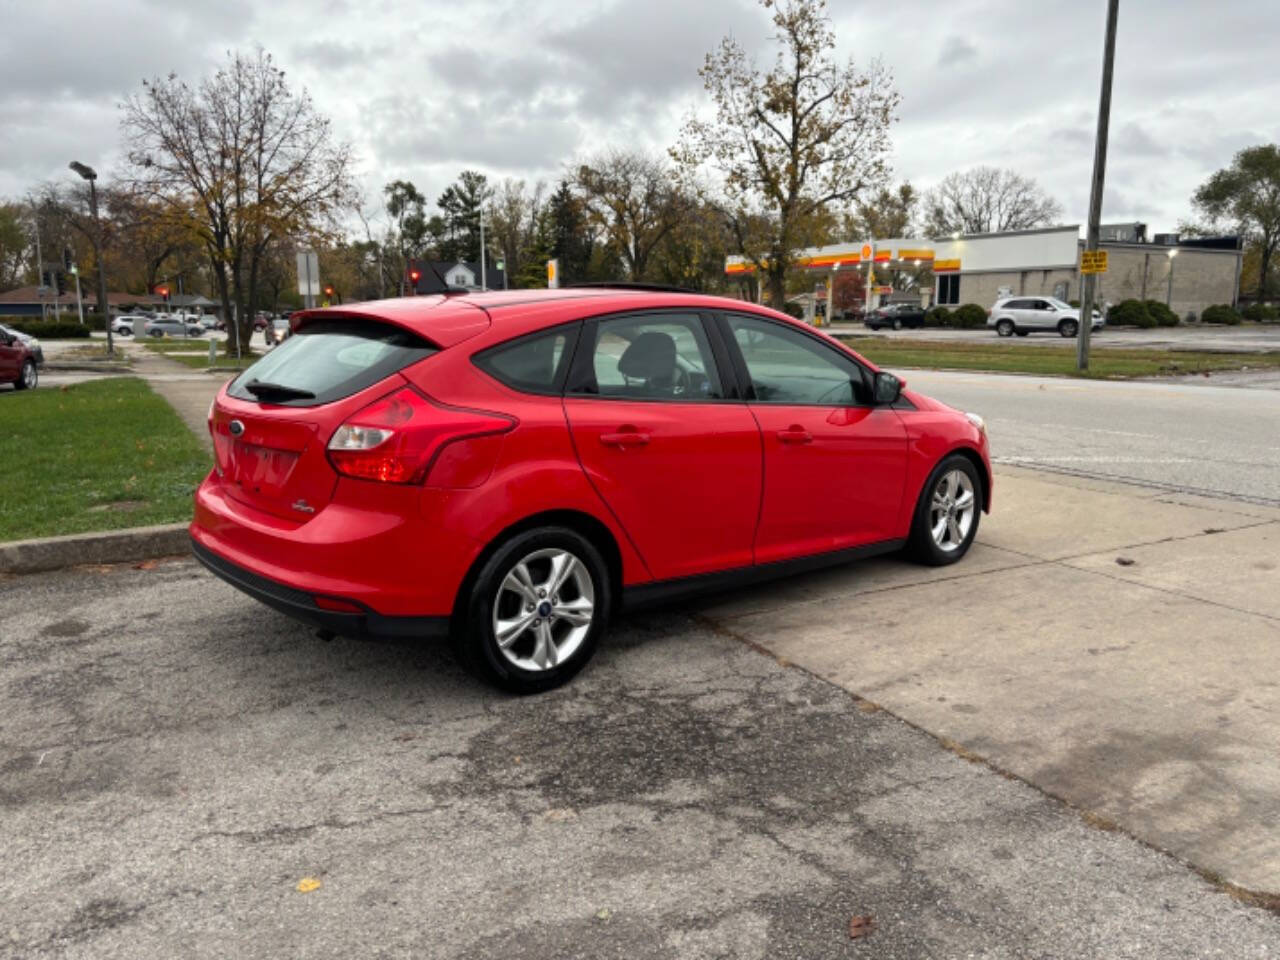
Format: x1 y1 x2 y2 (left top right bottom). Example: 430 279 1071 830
0 523 190 575
42 362 134 373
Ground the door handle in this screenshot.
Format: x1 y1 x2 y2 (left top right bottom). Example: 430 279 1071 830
777 426 813 444
600 428 651 448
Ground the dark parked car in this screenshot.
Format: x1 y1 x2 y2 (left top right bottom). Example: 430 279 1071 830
0 326 40 390
864 302 926 331
0 324 44 367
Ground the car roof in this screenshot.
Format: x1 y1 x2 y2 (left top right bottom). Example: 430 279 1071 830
291 288 797 348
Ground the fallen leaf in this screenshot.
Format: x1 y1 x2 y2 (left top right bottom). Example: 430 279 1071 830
595 908 612 921
542 807 578 823
849 915 876 939
1115 557 1135 567
134 559 160 570
296 877 322 893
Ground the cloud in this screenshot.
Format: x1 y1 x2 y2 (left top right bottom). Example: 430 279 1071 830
937 35 977 68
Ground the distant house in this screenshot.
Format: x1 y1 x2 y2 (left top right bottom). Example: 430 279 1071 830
412 260 506 294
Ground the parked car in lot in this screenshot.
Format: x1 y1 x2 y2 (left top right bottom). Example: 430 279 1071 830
144 316 204 338
0 323 44 366
264 318 291 347
864 302 926 331
192 288 992 693
198 315 220 332
0 325 40 390
988 296 1103 338
112 314 145 336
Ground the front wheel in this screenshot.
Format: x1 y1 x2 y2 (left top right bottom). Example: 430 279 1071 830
907 455 982 566
995 319 1015 337
892 318 903 331
455 527 611 694
15 360 37 391
1058 318 1079 338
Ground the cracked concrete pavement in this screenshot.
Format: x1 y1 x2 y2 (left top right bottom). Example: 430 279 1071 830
3 543 1280 958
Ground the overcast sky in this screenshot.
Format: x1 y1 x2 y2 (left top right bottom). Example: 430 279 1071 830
3 0 1277 237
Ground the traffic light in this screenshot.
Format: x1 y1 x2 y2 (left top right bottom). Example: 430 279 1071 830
63 246 74 272
56 269 67 296
323 285 334 297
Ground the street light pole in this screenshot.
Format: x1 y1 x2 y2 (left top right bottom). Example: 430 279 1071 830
479 211 487 290
1076 0 1120 372
69 161 113 357
1166 249 1178 308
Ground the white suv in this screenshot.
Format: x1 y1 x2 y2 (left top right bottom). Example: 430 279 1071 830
988 296 1103 338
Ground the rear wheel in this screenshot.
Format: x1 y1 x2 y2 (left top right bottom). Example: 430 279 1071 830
15 360 37 391
995 319 1015 337
455 527 611 694
1058 318 1079 338
907 455 982 566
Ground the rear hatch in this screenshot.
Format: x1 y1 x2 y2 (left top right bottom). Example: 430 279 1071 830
211 316 441 520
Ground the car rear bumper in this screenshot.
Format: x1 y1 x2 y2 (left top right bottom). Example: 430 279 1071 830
192 471 477 626
191 536 450 640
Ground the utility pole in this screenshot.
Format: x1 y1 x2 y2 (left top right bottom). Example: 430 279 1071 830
1077 0 1120 372
69 161 113 356
479 211 487 290
32 211 46 321
72 266 85 324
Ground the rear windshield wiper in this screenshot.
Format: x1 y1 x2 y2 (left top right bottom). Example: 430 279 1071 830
243 379 316 401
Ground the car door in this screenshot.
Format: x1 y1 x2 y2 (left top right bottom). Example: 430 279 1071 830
1025 299 1054 330
0 330 20 381
563 311 763 582
720 313 909 564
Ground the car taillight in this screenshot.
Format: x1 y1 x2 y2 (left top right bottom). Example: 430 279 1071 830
326 386 515 485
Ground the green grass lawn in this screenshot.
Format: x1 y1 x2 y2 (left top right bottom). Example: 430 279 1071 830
138 339 259 370
836 336 1280 379
138 338 215 352
0 378 210 542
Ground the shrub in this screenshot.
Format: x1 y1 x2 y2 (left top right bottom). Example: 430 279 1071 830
1106 299 1155 328
1241 303 1278 322
1069 299 1081 307
950 303 988 329
924 305 952 327
1200 304 1242 325
1143 300 1180 327
5 319 92 339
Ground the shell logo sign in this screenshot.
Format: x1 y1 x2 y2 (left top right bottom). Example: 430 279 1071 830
861 244 873 260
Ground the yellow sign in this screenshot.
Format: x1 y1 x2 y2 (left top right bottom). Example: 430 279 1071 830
1080 250 1108 274
546 258 559 289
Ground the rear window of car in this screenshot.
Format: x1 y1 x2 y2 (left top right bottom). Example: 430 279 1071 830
473 325 579 395
226 318 437 407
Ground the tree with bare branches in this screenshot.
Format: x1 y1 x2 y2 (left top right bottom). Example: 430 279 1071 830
921 167 1062 237
675 0 899 307
576 150 688 283
122 49 355 353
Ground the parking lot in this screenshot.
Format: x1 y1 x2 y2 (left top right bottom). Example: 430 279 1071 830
3 367 1280 955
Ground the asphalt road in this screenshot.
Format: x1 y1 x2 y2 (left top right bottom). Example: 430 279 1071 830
896 369 1280 505
4 560 1279 958
828 322 1280 353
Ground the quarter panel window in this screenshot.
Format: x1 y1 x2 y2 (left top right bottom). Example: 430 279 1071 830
727 315 870 406
474 326 576 394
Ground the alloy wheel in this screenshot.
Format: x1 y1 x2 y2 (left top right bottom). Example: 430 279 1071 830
21 362 36 389
929 469 976 553
491 548 594 672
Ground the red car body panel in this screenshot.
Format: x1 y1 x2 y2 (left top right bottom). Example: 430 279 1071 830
192 290 992 630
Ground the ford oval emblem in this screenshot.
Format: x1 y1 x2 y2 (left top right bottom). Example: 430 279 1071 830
229 419 245 437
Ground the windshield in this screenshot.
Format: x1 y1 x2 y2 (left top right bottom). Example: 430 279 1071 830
227 318 438 407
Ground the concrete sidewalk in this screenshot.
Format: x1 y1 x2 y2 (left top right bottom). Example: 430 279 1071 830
130 350 232 452
700 465 1280 895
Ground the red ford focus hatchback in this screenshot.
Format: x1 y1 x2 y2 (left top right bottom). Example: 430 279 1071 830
192 287 991 692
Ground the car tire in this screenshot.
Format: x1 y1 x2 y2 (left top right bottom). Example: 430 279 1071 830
1058 318 1079 338
907 454 982 566
892 318 903 331
455 526 612 694
995 319 1015 337
14 359 37 391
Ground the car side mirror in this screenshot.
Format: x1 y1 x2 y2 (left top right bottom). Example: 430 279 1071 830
873 371 901 405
